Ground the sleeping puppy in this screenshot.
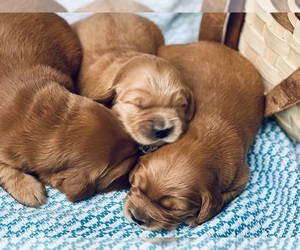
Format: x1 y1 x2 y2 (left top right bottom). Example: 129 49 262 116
76 0 153 12
0 13 138 208
0 0 67 11
123 41 265 230
73 14 195 147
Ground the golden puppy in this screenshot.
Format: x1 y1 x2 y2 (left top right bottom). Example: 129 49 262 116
0 13 138 208
123 41 265 230
0 0 67 11
76 0 153 12
73 14 195 147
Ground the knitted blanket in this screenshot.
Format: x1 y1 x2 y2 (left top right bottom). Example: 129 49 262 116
1 119 299 247
1 0 299 249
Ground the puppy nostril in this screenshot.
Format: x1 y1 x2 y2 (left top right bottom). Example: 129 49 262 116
154 127 173 139
131 213 145 226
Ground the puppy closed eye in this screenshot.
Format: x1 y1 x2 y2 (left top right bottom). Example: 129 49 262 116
124 97 150 109
176 102 187 110
159 196 186 211
173 88 195 121
120 89 151 108
173 93 188 110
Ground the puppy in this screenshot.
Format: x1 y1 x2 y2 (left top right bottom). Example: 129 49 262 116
73 14 195 147
76 0 153 12
0 13 138 208
0 0 67 11
123 41 265 230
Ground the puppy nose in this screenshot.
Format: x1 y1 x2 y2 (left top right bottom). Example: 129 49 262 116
131 213 145 226
153 127 173 139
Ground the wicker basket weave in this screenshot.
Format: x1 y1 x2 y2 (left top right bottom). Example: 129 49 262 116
200 0 300 141
238 0 300 141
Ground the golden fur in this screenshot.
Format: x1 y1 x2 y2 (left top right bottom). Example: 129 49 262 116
76 0 153 12
123 41 265 230
0 0 66 11
73 14 195 146
0 13 138 207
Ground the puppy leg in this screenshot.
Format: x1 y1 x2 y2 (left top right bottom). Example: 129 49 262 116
0 163 47 207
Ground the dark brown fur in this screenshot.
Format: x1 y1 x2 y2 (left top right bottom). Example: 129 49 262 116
123 41 265 230
0 13 138 207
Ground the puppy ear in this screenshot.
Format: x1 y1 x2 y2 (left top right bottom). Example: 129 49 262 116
185 88 196 122
194 189 224 225
128 154 150 184
78 59 117 104
98 156 137 192
129 166 137 184
188 173 224 226
92 87 116 104
128 161 142 184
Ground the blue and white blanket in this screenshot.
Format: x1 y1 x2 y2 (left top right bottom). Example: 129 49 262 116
1 0 299 249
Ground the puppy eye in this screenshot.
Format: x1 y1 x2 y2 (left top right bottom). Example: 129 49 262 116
159 196 182 211
138 103 150 109
176 102 187 110
180 103 187 109
125 98 149 109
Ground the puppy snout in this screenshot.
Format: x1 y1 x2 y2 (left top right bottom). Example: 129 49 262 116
152 116 174 139
153 127 173 139
137 114 182 145
131 212 145 226
129 207 148 226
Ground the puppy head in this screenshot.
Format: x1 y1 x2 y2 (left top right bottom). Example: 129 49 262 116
108 55 195 146
123 149 224 230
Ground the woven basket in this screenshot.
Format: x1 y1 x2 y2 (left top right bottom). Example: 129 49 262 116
200 0 300 141
238 0 300 141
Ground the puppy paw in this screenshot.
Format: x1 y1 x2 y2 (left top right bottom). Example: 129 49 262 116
7 173 47 207
14 176 47 207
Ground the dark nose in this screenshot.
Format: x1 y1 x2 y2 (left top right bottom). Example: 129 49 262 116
153 127 173 139
131 213 145 226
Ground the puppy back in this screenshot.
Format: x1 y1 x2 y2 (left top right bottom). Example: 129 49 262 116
0 0 67 11
0 13 82 80
73 13 164 56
